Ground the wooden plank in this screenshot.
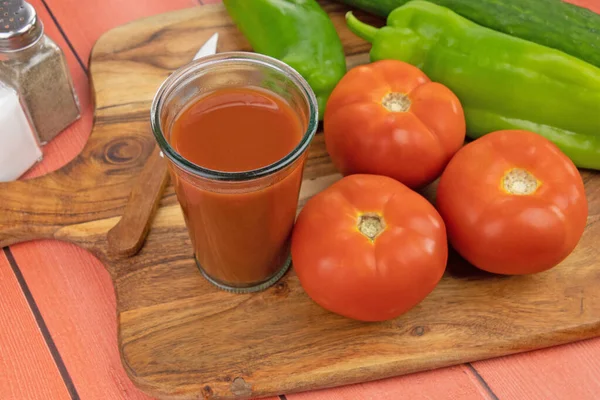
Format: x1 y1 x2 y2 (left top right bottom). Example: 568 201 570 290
473 338 600 400
568 0 600 14
0 252 71 400
42 0 200 65
10 240 155 400
287 365 492 400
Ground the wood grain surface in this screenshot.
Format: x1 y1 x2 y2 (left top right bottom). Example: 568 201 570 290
0 253 71 400
106 146 170 258
1 1 599 400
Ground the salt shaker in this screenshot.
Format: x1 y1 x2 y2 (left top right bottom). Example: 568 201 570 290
0 0 80 145
0 81 42 182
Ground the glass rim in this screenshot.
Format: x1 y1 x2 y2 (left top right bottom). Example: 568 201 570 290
150 51 319 182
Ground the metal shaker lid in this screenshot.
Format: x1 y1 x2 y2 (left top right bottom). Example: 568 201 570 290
0 1 43 52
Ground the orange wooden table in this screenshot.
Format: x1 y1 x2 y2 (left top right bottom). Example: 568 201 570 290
2 0 600 399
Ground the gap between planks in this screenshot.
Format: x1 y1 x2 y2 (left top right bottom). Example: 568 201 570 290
3 248 81 400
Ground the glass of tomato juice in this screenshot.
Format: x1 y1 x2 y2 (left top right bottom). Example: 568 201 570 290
150 52 318 293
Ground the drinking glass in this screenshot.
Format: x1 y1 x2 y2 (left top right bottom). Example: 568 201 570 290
150 52 318 293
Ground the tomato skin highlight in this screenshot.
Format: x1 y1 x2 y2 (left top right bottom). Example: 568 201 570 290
291 174 448 322
436 130 588 275
323 59 466 189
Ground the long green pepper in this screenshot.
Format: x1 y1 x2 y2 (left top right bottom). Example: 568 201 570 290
336 0 600 69
347 0 600 170
223 0 347 119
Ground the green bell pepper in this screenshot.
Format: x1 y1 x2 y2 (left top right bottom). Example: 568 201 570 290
347 0 600 170
223 0 347 119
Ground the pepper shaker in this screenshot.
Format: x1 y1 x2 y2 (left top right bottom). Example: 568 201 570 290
0 0 80 145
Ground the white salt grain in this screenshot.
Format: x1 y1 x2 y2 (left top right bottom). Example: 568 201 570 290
0 83 42 182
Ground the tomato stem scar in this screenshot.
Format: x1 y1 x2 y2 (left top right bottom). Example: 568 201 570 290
502 168 540 195
358 213 386 241
382 93 411 112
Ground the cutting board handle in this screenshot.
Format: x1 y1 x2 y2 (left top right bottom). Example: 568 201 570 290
0 123 166 249
0 140 165 249
106 146 169 258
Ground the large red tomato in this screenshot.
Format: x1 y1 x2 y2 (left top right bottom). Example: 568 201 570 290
324 59 465 189
291 174 448 322
436 130 588 275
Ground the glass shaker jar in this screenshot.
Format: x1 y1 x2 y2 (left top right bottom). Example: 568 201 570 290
0 80 42 182
0 0 80 144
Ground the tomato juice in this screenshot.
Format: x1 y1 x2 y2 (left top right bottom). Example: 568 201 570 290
169 86 306 290
151 52 318 293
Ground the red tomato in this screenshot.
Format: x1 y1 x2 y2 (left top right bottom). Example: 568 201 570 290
436 130 588 275
291 174 448 322
324 59 466 189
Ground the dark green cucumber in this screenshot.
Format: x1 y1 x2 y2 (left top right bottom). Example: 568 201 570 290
336 0 600 68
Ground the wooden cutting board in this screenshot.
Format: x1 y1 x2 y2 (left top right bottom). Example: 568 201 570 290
1 2 599 399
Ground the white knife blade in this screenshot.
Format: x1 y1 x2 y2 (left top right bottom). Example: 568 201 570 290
158 32 220 160
193 32 219 60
